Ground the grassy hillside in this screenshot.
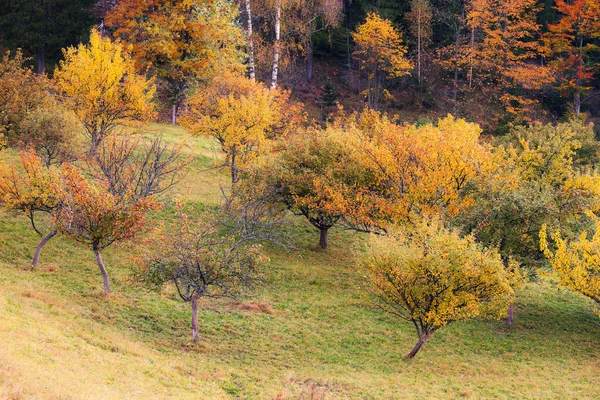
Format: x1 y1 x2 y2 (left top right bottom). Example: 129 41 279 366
1 125 600 399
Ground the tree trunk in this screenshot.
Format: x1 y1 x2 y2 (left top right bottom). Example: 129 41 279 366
319 227 329 249
244 0 256 81
306 34 314 83
230 145 239 186
506 302 515 327
37 45 45 75
452 25 459 116
93 245 110 294
417 8 421 87
171 104 177 125
405 332 431 359
32 230 57 269
574 89 581 117
270 0 281 90
191 295 199 342
468 26 474 89
89 133 101 157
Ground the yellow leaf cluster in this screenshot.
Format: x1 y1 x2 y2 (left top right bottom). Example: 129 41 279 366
182 72 301 182
366 219 519 330
541 219 600 313
0 151 60 216
53 29 156 150
347 112 494 228
352 12 412 79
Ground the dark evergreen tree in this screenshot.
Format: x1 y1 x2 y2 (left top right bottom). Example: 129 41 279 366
0 0 96 74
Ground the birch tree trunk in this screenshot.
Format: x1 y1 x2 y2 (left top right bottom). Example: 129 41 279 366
244 0 256 82
270 0 282 90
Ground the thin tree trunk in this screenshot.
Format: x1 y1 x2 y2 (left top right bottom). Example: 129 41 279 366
32 230 57 269
574 89 581 116
171 104 177 125
307 34 314 83
245 0 256 81
405 332 431 359
417 8 421 87
230 145 239 186
93 245 110 294
319 227 329 249
270 0 282 90
452 25 460 116
89 133 101 157
37 45 45 75
506 302 515 327
468 26 474 89
575 36 583 116
346 27 351 72
191 295 199 342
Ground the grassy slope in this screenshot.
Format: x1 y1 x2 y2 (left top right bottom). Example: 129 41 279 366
1 124 600 399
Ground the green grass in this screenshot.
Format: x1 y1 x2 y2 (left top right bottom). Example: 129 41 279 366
1 124 600 399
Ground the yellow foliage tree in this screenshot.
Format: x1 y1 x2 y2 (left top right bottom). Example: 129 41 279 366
53 29 156 154
540 219 600 315
182 73 299 186
346 112 494 230
365 219 519 359
352 12 412 109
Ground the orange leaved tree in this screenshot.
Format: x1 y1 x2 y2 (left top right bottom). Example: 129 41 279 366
466 0 551 121
544 0 600 116
260 125 367 249
106 0 244 124
0 151 62 268
0 49 52 146
55 164 160 293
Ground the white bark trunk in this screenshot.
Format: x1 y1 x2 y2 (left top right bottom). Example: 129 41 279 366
270 0 282 90
245 0 256 81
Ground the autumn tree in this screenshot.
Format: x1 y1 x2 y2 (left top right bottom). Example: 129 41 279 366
540 217 600 316
52 132 187 293
259 125 368 249
106 0 245 124
352 12 412 109
55 164 160 293
453 118 600 324
364 219 518 359
53 29 156 154
17 108 83 167
345 112 494 231
182 73 298 186
0 151 62 268
465 0 551 122
544 0 600 116
140 208 266 342
0 50 52 146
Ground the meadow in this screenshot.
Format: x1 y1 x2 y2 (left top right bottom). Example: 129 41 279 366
1 124 600 399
